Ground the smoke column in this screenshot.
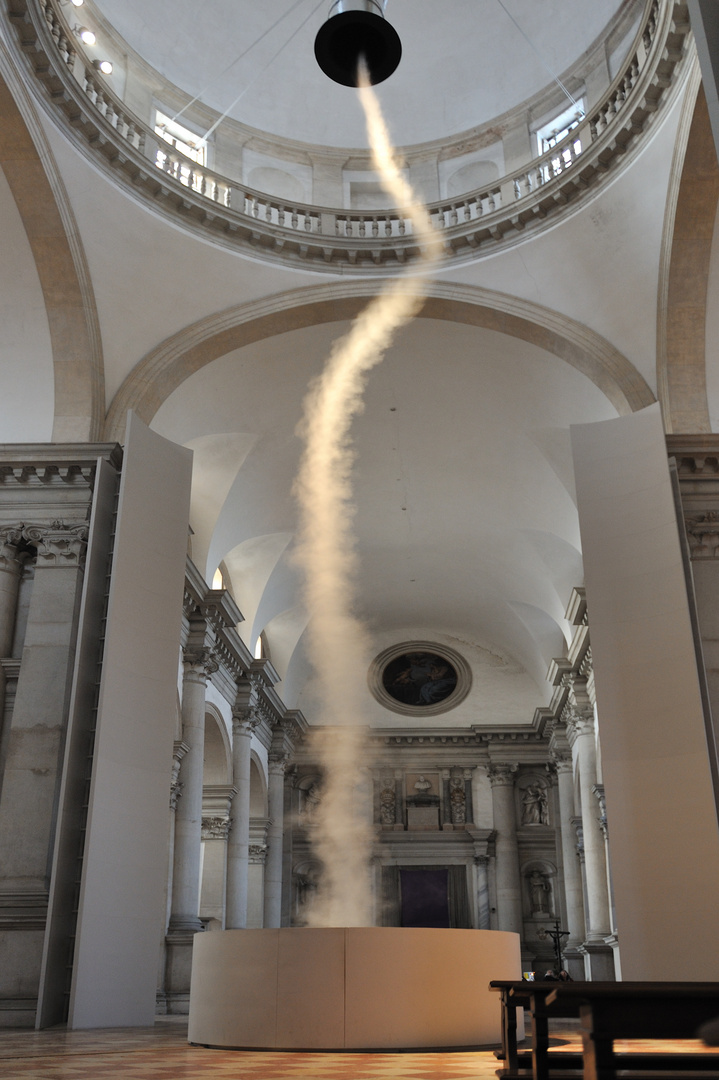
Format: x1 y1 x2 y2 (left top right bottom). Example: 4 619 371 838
294 64 443 927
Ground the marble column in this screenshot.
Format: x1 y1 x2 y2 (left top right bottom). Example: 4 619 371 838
0 526 24 657
165 741 189 933
168 648 217 934
475 855 491 929
487 763 523 936
264 755 287 928
0 521 88 1027
200 792 234 928
248 818 270 927
567 710 614 979
226 696 258 929
165 646 217 1012
0 527 25 794
551 749 586 978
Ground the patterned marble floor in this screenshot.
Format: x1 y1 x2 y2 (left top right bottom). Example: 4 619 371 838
1 1019 719 1079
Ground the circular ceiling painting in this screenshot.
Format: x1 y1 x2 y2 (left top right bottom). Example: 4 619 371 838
369 641 471 717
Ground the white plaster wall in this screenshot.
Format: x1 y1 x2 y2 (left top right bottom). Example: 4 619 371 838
93 0 632 148
704 200 719 431
571 403 719 979
0 166 54 441
68 415 193 1027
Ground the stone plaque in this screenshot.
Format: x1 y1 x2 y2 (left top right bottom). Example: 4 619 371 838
407 806 439 830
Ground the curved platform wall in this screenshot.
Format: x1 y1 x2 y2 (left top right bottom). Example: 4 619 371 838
188 927 521 1050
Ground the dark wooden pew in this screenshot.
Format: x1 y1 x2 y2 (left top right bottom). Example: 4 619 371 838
490 980 719 1080
546 982 719 1080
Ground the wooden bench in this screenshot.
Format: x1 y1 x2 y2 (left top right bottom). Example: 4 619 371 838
490 980 719 1080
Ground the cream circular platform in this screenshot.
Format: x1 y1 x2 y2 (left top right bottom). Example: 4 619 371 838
188 926 521 1050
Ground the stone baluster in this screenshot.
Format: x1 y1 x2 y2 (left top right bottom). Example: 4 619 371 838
264 753 288 928
566 706 614 979
487 763 523 935
168 646 217 935
550 747 586 977
226 688 259 929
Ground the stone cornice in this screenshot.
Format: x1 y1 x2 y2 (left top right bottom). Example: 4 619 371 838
3 0 691 272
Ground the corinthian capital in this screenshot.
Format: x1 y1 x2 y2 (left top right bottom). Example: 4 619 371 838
183 646 219 679
0 524 26 573
23 520 88 567
550 748 573 773
564 706 594 743
487 762 518 786
232 705 259 737
685 511 719 559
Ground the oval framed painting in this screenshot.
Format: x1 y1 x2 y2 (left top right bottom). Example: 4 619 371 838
368 641 471 717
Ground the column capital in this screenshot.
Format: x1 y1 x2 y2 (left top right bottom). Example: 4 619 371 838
249 842 268 864
0 524 26 573
23 520 88 567
565 706 594 743
486 762 518 786
201 816 231 841
685 510 719 559
232 705 260 738
268 753 289 776
550 748 573 773
474 854 490 867
182 646 219 680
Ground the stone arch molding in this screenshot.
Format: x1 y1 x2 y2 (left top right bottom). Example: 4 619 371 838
0 51 104 441
104 281 655 440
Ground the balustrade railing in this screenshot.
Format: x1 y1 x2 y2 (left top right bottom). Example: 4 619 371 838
6 0 689 270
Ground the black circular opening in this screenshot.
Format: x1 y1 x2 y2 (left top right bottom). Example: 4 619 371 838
314 11 402 87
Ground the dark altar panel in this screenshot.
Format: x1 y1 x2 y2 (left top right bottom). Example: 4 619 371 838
381 865 472 928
